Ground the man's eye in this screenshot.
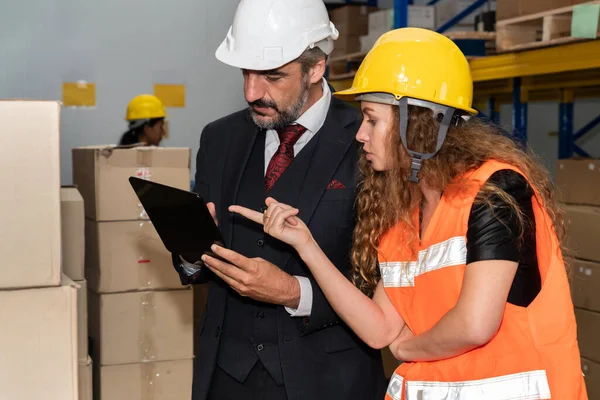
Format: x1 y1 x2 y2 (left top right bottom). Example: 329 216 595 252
266 76 281 82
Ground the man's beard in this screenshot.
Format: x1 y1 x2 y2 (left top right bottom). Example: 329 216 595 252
248 76 310 131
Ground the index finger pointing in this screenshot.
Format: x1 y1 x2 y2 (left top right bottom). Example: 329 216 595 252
228 205 264 225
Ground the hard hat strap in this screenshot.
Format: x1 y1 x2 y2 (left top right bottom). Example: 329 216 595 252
398 97 455 183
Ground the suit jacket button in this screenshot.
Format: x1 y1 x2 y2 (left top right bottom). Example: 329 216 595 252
257 344 264 352
260 205 268 212
257 239 264 247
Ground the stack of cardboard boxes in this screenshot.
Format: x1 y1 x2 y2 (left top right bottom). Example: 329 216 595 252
61 186 92 400
72 146 194 399
0 101 79 399
355 1 496 54
557 158 600 399
329 5 376 58
359 5 436 53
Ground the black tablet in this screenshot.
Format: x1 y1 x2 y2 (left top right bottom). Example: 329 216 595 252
129 177 225 264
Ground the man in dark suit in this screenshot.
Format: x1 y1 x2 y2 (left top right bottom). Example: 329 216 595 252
172 1 387 399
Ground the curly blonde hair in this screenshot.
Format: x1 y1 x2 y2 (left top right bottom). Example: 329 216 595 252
351 106 566 295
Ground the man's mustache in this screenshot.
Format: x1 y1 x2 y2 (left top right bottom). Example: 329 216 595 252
248 99 279 112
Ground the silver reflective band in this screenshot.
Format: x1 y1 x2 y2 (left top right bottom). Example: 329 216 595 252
387 373 404 400
387 370 551 400
379 236 467 288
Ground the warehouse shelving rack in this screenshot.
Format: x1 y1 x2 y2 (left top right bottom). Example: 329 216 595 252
325 0 600 159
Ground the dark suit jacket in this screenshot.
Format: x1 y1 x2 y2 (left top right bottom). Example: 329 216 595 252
173 96 386 400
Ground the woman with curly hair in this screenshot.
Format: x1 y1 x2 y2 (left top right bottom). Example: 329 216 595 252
206 28 587 399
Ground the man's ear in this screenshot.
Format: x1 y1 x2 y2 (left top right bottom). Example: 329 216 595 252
308 57 327 84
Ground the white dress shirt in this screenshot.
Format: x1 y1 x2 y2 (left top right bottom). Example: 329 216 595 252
182 79 331 318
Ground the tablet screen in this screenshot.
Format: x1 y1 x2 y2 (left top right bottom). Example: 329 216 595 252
129 177 224 263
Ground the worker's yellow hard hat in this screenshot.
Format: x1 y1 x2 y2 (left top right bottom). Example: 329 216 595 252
334 27 476 115
125 94 166 121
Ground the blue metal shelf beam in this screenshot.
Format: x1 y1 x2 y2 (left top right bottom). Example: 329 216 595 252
512 78 528 145
574 113 600 141
575 146 591 157
488 97 500 124
558 96 574 159
394 0 409 28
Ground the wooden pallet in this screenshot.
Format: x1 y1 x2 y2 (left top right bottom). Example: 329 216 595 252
445 31 496 41
496 1 600 52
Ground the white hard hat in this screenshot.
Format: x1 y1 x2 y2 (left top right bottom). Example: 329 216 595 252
216 0 339 71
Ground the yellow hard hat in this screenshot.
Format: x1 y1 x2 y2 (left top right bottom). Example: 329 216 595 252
125 94 166 121
334 28 476 115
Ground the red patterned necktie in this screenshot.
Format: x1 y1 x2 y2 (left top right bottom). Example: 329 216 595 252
265 124 307 192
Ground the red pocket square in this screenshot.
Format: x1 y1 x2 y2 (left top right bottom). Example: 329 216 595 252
327 180 346 189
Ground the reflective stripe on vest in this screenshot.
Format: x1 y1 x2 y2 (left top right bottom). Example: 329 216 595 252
380 236 466 288
387 370 551 400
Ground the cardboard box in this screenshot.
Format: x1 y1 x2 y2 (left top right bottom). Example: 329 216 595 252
368 6 436 37
360 33 380 53
564 205 600 263
0 275 78 399
331 34 362 58
335 20 369 37
88 289 193 365
79 356 93 400
557 159 600 207
86 219 182 293
72 146 191 222
496 0 586 21
575 308 600 363
330 5 376 26
76 279 89 362
61 186 85 281
95 359 193 400
571 259 600 313
0 101 61 289
436 0 494 27
581 357 600 399
410 5 437 29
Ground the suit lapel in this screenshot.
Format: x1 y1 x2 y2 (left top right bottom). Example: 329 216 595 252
220 111 261 247
295 100 357 224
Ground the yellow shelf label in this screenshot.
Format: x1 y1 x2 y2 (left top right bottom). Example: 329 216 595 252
62 82 96 107
154 84 186 108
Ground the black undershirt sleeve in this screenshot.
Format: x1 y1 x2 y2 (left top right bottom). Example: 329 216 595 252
466 170 541 307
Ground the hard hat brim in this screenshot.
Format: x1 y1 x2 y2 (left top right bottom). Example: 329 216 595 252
334 87 478 115
216 40 297 71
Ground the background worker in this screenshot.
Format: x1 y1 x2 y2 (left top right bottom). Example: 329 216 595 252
119 94 168 146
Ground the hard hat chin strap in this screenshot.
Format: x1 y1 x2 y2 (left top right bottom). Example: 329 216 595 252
397 97 455 183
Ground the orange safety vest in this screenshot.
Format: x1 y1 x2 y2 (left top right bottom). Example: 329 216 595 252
378 160 587 400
